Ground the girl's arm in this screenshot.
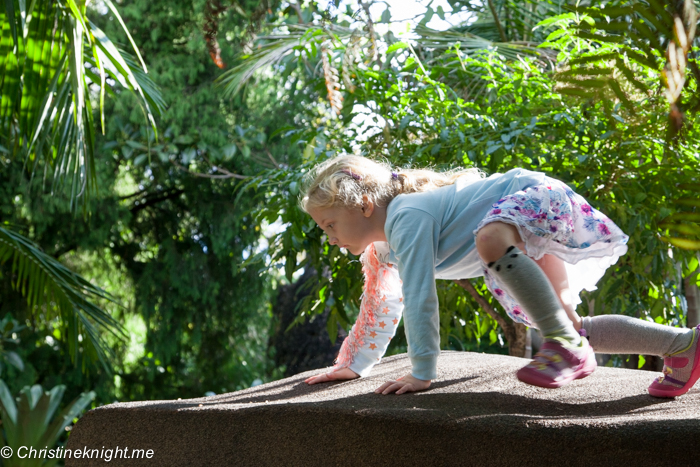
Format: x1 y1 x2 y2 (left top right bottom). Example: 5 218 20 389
331 242 404 377
384 208 441 382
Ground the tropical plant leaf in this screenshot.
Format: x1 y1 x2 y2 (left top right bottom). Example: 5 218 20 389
0 226 126 370
42 388 94 449
0 0 163 209
558 0 699 134
662 236 700 250
215 25 337 98
0 379 17 427
413 23 547 61
0 379 95 464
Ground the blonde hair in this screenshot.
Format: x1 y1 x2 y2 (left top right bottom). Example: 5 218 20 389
300 155 486 212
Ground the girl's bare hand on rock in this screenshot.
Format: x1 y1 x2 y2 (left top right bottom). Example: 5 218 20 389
374 373 431 395
305 368 359 385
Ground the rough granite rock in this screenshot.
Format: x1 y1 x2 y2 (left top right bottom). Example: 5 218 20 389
66 351 700 467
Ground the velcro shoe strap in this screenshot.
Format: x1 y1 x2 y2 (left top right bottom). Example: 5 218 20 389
540 341 580 365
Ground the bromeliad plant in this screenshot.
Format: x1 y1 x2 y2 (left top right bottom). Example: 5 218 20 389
0 380 94 467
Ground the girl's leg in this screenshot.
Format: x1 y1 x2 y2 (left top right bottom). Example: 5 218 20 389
530 254 582 331
476 222 582 338
582 315 700 397
476 221 596 388
581 315 692 356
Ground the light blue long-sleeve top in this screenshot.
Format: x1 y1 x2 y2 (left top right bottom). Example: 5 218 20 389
383 168 547 380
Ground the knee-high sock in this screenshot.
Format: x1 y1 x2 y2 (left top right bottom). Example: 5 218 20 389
488 246 581 345
581 315 693 356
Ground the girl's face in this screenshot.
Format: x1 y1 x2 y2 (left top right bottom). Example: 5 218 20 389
308 202 377 256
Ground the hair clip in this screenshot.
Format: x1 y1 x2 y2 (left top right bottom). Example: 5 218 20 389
340 169 362 181
391 172 399 179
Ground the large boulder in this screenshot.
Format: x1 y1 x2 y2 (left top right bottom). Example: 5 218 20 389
66 351 700 466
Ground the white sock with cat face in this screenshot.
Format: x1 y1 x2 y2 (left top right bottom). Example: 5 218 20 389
487 246 581 346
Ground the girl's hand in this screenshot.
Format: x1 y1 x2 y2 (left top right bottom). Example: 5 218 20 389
305 368 359 385
374 373 431 395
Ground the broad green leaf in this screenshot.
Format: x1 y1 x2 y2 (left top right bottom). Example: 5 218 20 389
0 379 18 425
485 144 502 155
326 310 338 344
662 237 700 250
386 41 408 54
436 6 445 21
222 143 238 160
4 351 24 371
380 7 391 23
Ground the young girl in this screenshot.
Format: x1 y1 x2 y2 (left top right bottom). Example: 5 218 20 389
302 155 700 397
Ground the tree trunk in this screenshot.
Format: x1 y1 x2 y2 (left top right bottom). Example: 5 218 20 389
455 279 527 357
509 323 528 358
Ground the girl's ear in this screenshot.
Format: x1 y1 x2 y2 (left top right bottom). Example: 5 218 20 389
361 194 374 217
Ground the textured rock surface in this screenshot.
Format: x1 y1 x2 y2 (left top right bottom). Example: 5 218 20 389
66 351 700 467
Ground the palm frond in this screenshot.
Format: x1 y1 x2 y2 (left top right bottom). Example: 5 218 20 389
0 0 163 209
215 24 362 99
0 226 127 371
451 0 584 43
216 25 323 98
216 32 303 98
413 23 551 61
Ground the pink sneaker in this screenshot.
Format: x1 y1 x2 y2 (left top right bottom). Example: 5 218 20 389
517 337 597 388
648 325 700 398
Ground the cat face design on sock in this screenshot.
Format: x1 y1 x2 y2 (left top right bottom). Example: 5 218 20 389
487 245 519 271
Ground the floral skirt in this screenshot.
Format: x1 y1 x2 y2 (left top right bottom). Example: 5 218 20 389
473 176 629 327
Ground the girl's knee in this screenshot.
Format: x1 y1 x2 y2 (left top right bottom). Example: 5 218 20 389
476 222 523 263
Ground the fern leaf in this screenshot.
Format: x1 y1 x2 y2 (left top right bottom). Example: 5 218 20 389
569 52 620 66
615 58 650 93
625 48 659 69
607 78 635 111
558 66 614 77
556 86 599 98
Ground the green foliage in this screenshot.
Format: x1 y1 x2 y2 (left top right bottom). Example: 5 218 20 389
543 1 698 122
535 1 700 250
0 379 94 466
83 0 292 399
0 314 24 375
0 0 164 208
2 0 699 413
0 226 126 370
448 0 577 43
0 0 284 406
0 0 165 392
